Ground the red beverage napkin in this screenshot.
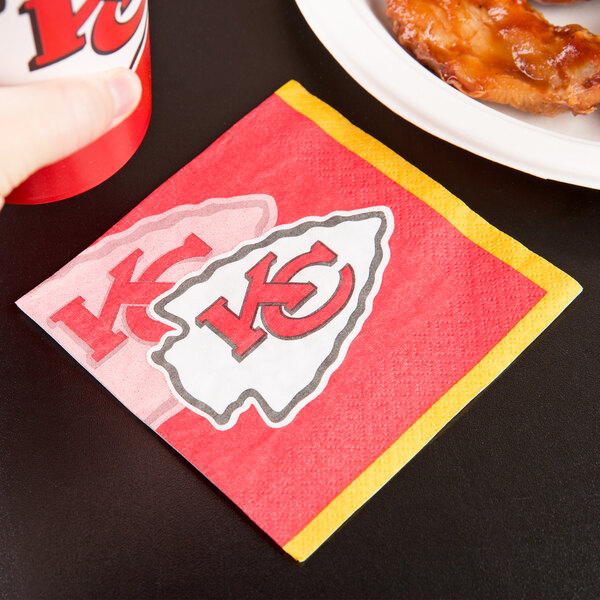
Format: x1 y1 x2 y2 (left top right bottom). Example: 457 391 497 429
17 81 581 560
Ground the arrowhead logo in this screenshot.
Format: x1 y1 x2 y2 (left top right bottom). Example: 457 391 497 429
148 207 394 429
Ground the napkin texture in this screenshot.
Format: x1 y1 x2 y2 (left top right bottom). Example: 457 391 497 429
17 81 581 561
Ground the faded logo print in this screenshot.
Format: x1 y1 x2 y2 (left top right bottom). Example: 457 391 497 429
149 207 394 429
17 195 278 430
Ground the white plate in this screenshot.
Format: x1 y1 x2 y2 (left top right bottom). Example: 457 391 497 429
296 0 600 189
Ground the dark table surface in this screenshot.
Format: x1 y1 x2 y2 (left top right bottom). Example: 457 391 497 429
1 1 599 598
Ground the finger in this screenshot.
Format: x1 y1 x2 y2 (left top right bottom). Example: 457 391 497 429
0 68 142 200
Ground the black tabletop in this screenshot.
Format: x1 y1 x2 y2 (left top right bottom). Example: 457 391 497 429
1 2 599 598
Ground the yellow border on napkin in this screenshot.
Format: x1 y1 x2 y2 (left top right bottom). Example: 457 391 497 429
275 80 582 562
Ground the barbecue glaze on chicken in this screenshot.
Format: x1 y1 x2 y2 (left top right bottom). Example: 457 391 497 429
386 0 600 115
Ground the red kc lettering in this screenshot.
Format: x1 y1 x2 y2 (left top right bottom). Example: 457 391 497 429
196 241 355 360
51 234 212 362
20 0 146 71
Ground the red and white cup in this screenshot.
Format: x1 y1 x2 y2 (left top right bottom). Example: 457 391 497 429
0 0 151 205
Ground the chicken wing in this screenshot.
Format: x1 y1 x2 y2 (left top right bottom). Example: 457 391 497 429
535 1 591 4
386 0 600 115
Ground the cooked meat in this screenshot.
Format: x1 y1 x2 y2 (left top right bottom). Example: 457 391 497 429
535 1 591 4
386 0 600 115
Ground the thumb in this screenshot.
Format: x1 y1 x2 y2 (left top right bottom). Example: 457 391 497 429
0 68 142 203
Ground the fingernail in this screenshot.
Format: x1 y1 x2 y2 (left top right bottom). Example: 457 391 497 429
107 69 142 121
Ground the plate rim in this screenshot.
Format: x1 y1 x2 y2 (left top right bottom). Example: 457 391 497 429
295 0 600 190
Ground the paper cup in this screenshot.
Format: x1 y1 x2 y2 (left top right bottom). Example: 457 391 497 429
0 0 151 205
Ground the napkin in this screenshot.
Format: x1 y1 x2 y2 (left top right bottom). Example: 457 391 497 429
17 81 581 561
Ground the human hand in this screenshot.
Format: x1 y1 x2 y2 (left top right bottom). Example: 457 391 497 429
0 68 142 209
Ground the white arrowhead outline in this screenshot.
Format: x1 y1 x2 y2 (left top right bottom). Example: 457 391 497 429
148 206 394 430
